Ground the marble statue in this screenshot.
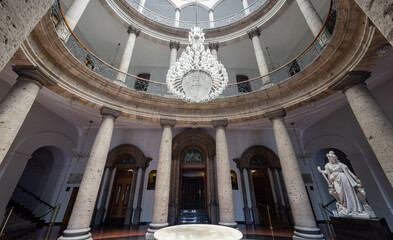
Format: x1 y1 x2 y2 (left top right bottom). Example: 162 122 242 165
317 151 375 218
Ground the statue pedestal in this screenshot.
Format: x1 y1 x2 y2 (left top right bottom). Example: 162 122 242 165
330 217 393 240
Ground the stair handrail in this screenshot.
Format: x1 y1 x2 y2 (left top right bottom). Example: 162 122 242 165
16 185 55 209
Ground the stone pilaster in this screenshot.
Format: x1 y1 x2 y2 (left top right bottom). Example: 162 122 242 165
59 107 120 240
124 167 139 226
247 28 271 85
0 0 55 71
213 119 237 228
234 159 252 225
146 119 175 240
94 167 111 225
330 71 393 186
209 154 218 224
132 166 148 225
115 25 141 85
208 42 219 60
353 0 393 46
0 66 54 166
267 108 323 240
246 168 260 224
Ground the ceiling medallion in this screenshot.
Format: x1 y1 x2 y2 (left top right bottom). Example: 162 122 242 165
166 27 228 103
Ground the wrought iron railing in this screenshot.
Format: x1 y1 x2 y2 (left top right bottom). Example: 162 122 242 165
125 0 268 29
51 0 336 99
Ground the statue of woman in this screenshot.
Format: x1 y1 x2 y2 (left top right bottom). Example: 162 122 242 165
317 151 374 218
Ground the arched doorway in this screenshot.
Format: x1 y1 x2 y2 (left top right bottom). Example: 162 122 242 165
234 145 291 226
170 129 216 224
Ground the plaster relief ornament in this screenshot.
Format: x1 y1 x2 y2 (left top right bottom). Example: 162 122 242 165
317 151 375 219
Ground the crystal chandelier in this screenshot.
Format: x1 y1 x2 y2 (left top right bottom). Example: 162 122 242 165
166 27 228 102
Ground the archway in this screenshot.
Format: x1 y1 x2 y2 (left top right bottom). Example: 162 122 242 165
170 129 216 224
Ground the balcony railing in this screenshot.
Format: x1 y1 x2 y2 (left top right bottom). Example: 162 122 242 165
51 0 336 99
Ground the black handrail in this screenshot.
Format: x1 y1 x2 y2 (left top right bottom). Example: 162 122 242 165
16 185 55 209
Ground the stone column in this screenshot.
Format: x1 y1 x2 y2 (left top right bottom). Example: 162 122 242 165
124 167 139 226
266 109 323 240
246 168 260 224
133 166 147 225
208 9 215 28
241 0 251 15
169 41 180 67
248 28 271 85
115 25 141 86
295 0 330 47
0 0 55 71
174 8 181 28
238 167 252 224
0 66 53 166
138 0 146 13
208 42 219 60
146 119 176 240
330 71 393 186
59 107 121 240
94 167 111 225
353 0 393 46
213 120 237 228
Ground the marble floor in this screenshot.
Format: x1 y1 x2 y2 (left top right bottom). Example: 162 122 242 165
8 224 293 240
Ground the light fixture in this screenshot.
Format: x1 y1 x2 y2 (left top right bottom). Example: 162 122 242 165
166 26 228 102
72 120 93 159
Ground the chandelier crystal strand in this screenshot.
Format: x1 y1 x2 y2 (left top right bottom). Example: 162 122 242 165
166 27 228 102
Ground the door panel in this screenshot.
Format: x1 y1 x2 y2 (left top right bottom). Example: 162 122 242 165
109 171 132 218
182 177 205 209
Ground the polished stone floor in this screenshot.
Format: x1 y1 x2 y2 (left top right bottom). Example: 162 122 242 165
10 224 293 240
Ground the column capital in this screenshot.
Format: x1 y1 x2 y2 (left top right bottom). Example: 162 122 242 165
101 106 121 119
160 119 176 127
329 71 371 92
247 28 260 40
265 108 286 120
169 41 180 50
12 65 56 87
127 25 141 37
208 42 219 51
212 119 228 128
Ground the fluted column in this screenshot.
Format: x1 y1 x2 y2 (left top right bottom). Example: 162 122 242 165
138 0 146 13
174 8 180 28
59 107 120 240
146 119 175 240
354 0 393 46
295 0 330 47
248 28 271 85
0 66 53 166
115 25 141 86
56 0 90 42
241 0 251 15
208 9 215 28
208 42 219 60
330 71 393 186
213 120 237 228
267 109 323 240
133 166 147 225
0 0 55 71
246 168 260 224
124 167 139 226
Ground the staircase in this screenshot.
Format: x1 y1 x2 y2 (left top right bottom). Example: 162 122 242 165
175 209 211 225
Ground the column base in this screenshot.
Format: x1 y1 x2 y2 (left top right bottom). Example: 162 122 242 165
293 226 324 240
218 221 238 228
58 227 92 240
145 222 169 240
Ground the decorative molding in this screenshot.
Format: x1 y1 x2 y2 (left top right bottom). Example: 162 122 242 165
247 27 260 39
106 144 152 168
212 119 228 128
12 65 56 87
160 119 176 127
329 71 371 92
101 106 121 118
234 145 281 169
265 108 286 120
127 25 141 36
169 40 180 50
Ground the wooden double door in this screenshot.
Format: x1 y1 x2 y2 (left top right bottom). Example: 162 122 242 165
109 170 133 218
181 176 205 209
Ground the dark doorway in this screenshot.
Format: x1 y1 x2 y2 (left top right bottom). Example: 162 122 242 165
181 176 205 209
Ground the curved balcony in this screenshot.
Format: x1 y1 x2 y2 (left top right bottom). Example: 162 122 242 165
51 0 337 99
